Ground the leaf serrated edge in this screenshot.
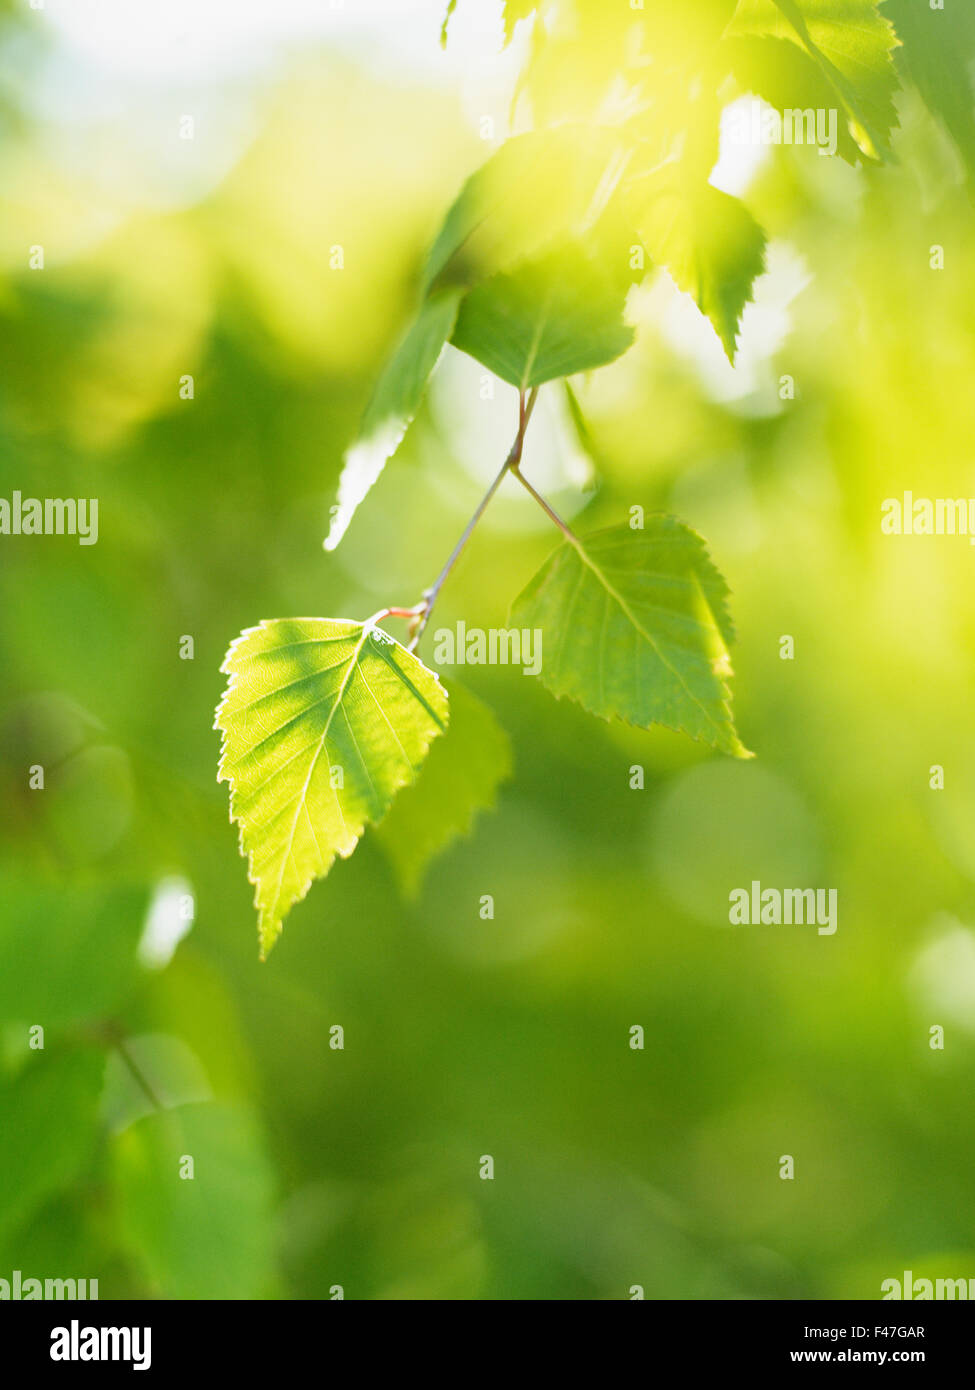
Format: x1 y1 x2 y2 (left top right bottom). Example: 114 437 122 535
510 517 752 758
214 618 450 958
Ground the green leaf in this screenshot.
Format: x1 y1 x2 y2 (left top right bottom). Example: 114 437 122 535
215 617 449 958
563 378 604 472
375 680 513 897
503 0 538 46
723 34 864 164
726 0 901 161
630 174 766 362
450 241 635 388
510 517 751 757
324 288 461 551
440 0 458 48
0 876 148 1029
0 1192 103 1280
884 0 975 183
112 1102 275 1299
0 1049 105 1244
326 128 629 547
423 127 625 294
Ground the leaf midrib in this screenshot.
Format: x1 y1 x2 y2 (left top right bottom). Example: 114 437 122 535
265 625 371 928
565 534 730 740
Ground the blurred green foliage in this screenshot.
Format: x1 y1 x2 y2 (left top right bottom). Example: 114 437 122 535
1 1 975 1300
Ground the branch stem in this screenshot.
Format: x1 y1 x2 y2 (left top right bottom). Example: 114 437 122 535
407 386 539 651
509 464 580 544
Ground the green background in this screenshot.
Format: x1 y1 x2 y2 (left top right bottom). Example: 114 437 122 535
1 0 974 1299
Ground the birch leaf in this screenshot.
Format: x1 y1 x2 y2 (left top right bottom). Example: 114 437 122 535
216 618 449 957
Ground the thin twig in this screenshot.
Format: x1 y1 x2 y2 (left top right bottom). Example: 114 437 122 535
509 463 580 544
371 606 424 624
407 386 539 651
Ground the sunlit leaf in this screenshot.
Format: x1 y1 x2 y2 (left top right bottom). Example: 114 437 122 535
327 127 631 547
727 0 901 160
325 288 462 551
885 0 975 184
510 517 750 757
440 0 458 48
215 618 449 958
423 127 626 293
630 173 766 362
375 680 513 897
723 34 863 163
503 0 538 46
450 241 635 388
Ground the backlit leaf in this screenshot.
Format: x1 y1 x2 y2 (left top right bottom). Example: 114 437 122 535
630 172 766 362
324 288 462 551
423 126 626 293
726 0 901 160
503 0 538 47
216 617 449 957
510 517 750 757
450 241 635 388
723 34 864 163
